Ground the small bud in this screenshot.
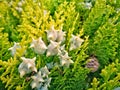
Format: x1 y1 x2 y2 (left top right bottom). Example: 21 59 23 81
86 56 99 72
31 71 44 89
40 66 50 77
8 42 21 56
46 40 60 56
85 2 92 9
46 26 65 43
18 57 37 78
18 1 23 7
46 26 58 41
70 34 84 51
15 7 23 13
56 27 66 42
30 37 47 54
44 10 47 16
45 77 52 87
59 51 74 68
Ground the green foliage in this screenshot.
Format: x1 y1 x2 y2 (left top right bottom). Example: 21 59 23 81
88 60 120 90
50 66 89 90
116 17 120 60
85 0 120 68
0 1 20 42
87 16 118 67
0 57 31 90
83 0 115 37
0 0 120 90
49 37 89 90
0 28 11 61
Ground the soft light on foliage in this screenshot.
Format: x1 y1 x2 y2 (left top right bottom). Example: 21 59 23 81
0 0 120 90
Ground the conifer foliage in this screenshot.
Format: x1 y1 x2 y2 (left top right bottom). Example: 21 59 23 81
0 0 120 90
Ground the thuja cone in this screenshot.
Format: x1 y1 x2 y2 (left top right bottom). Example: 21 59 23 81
86 56 99 72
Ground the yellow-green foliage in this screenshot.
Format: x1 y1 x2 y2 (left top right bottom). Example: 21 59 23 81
0 28 11 60
0 57 29 90
87 14 119 67
83 0 116 37
49 37 89 90
89 60 120 90
83 0 120 67
0 0 120 90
